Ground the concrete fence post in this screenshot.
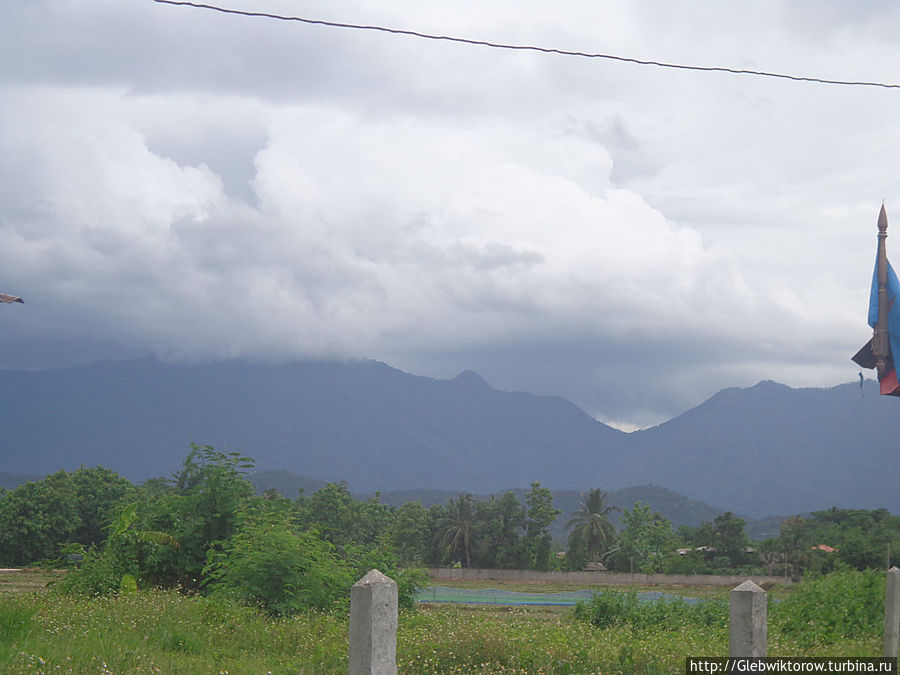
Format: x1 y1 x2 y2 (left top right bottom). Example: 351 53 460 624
349 569 398 675
730 579 767 657
884 567 900 657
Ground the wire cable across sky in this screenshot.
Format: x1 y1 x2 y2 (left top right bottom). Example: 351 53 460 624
154 0 900 90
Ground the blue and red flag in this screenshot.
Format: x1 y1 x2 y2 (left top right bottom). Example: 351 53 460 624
852 205 900 395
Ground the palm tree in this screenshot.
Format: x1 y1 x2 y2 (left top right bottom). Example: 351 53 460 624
565 488 619 561
440 494 477 568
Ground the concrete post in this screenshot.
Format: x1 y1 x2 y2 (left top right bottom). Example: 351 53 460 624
730 579 767 657
349 569 398 675
884 567 900 657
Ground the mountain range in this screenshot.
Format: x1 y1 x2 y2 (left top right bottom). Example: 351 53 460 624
0 356 896 518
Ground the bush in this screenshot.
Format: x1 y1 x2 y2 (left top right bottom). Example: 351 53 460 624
203 512 352 616
573 589 727 630
344 536 429 610
55 502 182 597
771 569 884 646
55 549 128 597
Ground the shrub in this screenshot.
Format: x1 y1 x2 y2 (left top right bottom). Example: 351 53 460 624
771 569 883 646
344 536 429 610
573 589 727 631
203 512 352 616
54 539 140 597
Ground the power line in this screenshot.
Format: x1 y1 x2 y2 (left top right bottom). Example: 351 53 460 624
153 0 900 90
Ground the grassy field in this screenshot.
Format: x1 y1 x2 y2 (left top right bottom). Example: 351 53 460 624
0 570 885 674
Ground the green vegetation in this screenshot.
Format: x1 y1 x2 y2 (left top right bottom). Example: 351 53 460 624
0 569 889 673
573 589 728 631
772 569 886 648
564 488 619 569
41 445 426 618
0 447 898 671
3 455 898 579
0 466 133 565
613 503 679 574
0 589 347 674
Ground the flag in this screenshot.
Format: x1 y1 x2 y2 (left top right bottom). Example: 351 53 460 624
851 205 900 395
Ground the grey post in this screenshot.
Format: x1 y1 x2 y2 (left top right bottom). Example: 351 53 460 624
730 579 767 657
884 567 900 657
349 569 398 675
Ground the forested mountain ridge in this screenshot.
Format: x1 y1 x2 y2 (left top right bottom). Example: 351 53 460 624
0 358 895 517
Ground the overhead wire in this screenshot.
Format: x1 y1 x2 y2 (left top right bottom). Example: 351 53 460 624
153 0 900 90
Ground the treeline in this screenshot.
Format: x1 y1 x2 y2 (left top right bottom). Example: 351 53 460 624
0 448 562 573
1 446 898 597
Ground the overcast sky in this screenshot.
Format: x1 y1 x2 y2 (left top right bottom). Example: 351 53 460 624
2 0 899 429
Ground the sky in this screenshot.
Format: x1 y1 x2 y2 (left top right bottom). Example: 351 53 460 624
1 0 899 429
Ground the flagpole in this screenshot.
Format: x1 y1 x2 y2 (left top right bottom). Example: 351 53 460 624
874 205 890 380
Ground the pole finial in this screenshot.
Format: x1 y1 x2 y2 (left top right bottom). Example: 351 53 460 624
879 204 889 233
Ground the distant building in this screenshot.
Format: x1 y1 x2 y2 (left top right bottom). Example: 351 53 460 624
583 561 608 572
812 544 836 553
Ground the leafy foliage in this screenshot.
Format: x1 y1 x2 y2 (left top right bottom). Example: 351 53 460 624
439 494 478 568
678 511 752 570
523 482 560 571
138 444 256 589
0 466 133 565
565 488 618 568
204 507 351 615
573 589 727 631
770 569 885 647
56 501 180 597
613 503 679 573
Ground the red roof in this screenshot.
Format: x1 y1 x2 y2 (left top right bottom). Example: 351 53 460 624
811 544 836 553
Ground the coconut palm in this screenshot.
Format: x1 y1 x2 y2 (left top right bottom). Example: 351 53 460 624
439 494 477 568
565 488 619 561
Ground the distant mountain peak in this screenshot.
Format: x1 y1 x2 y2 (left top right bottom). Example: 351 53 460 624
452 369 490 388
750 379 790 391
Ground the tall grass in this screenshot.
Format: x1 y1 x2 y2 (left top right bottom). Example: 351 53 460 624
0 590 347 674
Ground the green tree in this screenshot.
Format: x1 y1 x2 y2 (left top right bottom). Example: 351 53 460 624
137 444 256 589
0 466 133 566
296 482 394 551
68 466 135 547
565 488 618 565
777 515 814 577
439 494 477 568
615 502 678 573
423 503 450 566
391 501 430 566
523 482 560 571
472 492 525 569
693 512 750 569
203 504 351 615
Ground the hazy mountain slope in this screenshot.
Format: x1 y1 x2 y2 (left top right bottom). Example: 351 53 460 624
0 358 897 518
617 380 897 516
0 357 625 493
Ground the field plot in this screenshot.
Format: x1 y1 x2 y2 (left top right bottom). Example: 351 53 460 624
0 569 61 595
417 585 702 606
